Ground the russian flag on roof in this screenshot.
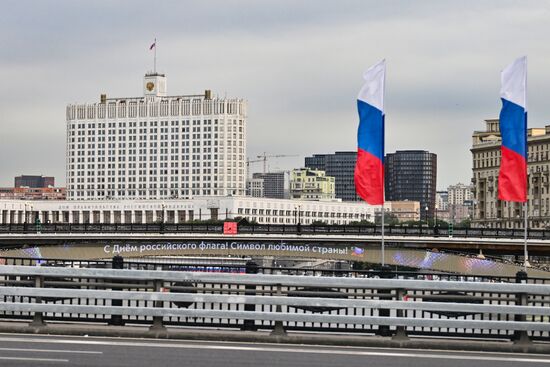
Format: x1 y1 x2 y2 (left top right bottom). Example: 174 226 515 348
498 56 527 203
354 60 385 205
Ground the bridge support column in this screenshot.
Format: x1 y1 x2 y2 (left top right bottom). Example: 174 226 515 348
376 265 393 337
149 279 167 335
29 275 46 329
109 255 125 326
513 270 531 345
270 283 286 336
392 288 409 341
241 261 259 331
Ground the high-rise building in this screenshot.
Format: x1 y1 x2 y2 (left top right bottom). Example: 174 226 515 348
15 175 55 188
247 174 264 198
262 172 286 199
290 168 335 201
471 119 550 229
304 151 358 201
66 72 247 200
446 182 474 224
436 191 448 211
448 183 473 206
385 150 437 221
246 172 286 199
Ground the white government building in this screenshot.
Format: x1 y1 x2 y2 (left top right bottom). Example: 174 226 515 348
0 197 376 225
0 70 386 226
66 72 247 200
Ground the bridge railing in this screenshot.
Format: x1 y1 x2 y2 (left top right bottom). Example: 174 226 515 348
2 255 541 284
0 265 548 343
1 222 549 240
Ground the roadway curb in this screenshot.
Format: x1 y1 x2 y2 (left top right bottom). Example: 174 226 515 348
0 322 548 354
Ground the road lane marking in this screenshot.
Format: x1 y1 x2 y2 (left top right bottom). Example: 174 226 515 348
0 336 548 364
0 356 68 363
3 332 547 357
0 347 102 354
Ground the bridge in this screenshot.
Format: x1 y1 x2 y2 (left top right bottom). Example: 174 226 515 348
0 263 548 360
2 223 550 277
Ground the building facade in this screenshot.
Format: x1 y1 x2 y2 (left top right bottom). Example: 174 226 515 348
290 169 335 201
246 172 286 199
446 182 474 224
66 72 247 201
15 175 55 188
0 196 376 226
387 201 420 222
385 150 437 221
246 173 264 198
448 183 473 206
471 119 550 228
0 187 66 201
436 191 448 211
304 151 359 201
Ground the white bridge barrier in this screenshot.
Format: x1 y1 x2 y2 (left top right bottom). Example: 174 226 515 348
0 265 548 342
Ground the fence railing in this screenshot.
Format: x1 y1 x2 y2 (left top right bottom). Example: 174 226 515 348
5 255 549 284
0 264 548 343
1 223 550 240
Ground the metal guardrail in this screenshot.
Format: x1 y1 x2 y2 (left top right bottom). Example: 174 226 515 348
1 223 550 240
0 265 548 342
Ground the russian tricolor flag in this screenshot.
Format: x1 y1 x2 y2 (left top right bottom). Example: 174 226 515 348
498 57 527 202
354 60 386 205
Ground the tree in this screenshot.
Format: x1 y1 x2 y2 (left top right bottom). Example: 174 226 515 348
348 220 375 226
375 212 399 226
455 219 471 228
311 220 328 226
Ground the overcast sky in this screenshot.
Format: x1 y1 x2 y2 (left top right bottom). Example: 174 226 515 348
1 0 549 189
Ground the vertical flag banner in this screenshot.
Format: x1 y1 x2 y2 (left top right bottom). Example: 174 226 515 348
498 56 527 202
354 60 386 205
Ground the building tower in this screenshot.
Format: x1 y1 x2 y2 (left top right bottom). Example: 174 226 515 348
66 72 247 200
385 150 437 221
305 151 359 201
471 119 550 229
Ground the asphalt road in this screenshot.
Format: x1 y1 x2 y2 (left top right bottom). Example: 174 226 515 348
0 334 549 367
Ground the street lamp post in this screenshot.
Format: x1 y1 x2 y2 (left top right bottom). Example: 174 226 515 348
434 206 438 235
294 205 302 233
160 202 166 233
425 206 429 226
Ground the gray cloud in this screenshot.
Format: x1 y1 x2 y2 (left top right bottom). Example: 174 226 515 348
1 0 550 189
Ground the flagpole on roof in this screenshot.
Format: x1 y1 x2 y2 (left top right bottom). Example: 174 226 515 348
154 38 157 73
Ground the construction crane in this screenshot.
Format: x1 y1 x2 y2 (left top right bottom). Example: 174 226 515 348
256 152 298 174
246 158 265 179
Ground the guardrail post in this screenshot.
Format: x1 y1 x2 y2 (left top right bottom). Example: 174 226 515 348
376 265 392 337
513 270 531 345
241 260 258 331
392 288 408 341
29 274 46 328
109 255 125 326
149 279 167 334
270 283 286 336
